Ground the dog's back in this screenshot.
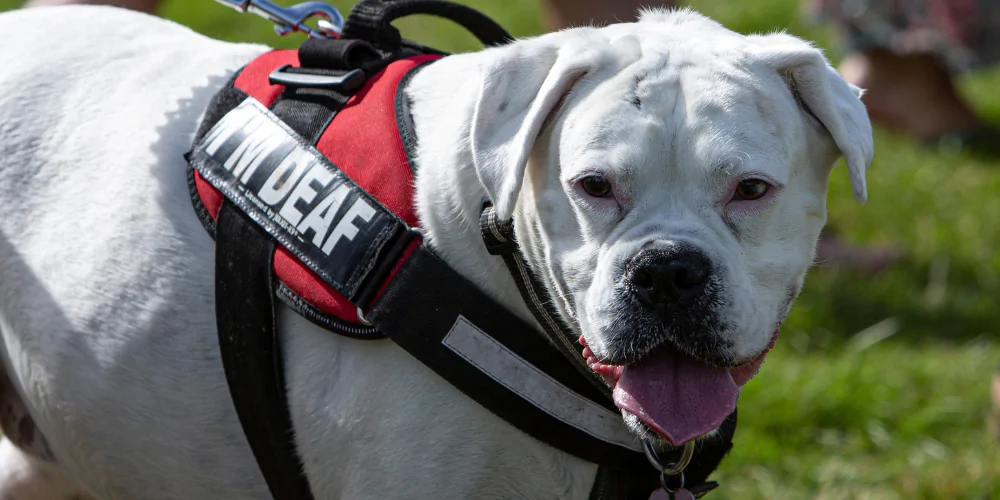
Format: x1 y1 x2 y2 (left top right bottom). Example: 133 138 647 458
0 6 276 498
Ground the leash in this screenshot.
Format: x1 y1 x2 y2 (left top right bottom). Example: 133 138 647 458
193 1 738 498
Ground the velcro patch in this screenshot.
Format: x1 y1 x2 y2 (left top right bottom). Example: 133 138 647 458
189 97 406 302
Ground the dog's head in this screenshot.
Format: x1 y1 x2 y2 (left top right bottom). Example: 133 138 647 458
469 9 873 447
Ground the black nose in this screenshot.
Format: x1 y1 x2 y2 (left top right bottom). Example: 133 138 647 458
630 247 711 307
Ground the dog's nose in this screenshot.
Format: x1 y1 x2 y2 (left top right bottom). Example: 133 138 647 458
630 247 711 307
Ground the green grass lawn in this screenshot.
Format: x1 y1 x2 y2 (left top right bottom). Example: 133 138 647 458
4 0 1000 497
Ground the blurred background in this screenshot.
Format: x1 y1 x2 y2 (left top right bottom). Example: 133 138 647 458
2 0 1000 497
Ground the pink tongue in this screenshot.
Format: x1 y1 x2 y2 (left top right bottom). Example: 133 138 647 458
612 345 739 446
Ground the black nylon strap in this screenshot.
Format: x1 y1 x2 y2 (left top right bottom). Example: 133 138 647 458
368 244 651 470
342 0 513 49
298 37 383 71
212 70 363 500
215 203 315 500
367 244 733 498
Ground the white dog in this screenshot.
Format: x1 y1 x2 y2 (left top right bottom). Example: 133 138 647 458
0 4 872 499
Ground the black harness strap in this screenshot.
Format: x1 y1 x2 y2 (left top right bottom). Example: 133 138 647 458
365 244 650 470
215 203 315 500
213 55 365 500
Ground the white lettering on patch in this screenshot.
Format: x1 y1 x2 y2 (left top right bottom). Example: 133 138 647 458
200 99 388 266
322 199 376 255
297 185 350 246
257 149 313 205
225 123 284 181
204 105 258 156
278 164 335 227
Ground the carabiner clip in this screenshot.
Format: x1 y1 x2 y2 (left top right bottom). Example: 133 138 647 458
213 0 345 38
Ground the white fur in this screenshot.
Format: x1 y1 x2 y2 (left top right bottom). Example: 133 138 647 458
0 6 871 499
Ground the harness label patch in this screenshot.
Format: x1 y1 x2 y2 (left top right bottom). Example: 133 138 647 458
191 98 403 300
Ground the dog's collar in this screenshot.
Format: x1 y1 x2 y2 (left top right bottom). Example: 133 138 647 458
479 203 613 395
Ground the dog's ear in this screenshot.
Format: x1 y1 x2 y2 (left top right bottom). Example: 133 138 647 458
470 36 606 220
748 34 875 204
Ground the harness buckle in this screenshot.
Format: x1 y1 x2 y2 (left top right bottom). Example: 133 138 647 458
268 65 367 92
213 0 345 39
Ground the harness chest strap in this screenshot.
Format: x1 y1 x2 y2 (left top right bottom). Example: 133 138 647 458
188 43 735 500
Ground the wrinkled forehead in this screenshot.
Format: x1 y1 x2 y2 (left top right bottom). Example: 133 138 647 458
558 39 803 184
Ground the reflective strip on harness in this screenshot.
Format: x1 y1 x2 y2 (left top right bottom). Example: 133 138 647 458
190 98 409 302
366 245 652 469
442 316 638 450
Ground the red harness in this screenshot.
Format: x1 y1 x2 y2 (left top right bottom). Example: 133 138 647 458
194 50 440 327
186 14 732 495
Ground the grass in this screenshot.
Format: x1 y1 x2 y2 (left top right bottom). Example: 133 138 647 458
4 0 1000 497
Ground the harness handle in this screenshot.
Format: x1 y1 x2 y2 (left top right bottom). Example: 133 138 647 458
341 0 513 50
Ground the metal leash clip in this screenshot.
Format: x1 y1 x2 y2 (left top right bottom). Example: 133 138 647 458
213 0 345 38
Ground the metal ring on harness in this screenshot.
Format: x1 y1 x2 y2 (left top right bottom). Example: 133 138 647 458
643 440 695 476
356 307 373 326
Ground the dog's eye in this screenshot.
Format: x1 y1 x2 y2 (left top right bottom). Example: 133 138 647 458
581 175 613 198
734 179 768 201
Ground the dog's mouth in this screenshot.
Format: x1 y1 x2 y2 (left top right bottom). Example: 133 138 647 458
581 329 778 447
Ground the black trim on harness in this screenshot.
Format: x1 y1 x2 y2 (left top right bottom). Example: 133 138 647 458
187 158 219 237
394 59 434 178
187 70 249 238
274 282 381 339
